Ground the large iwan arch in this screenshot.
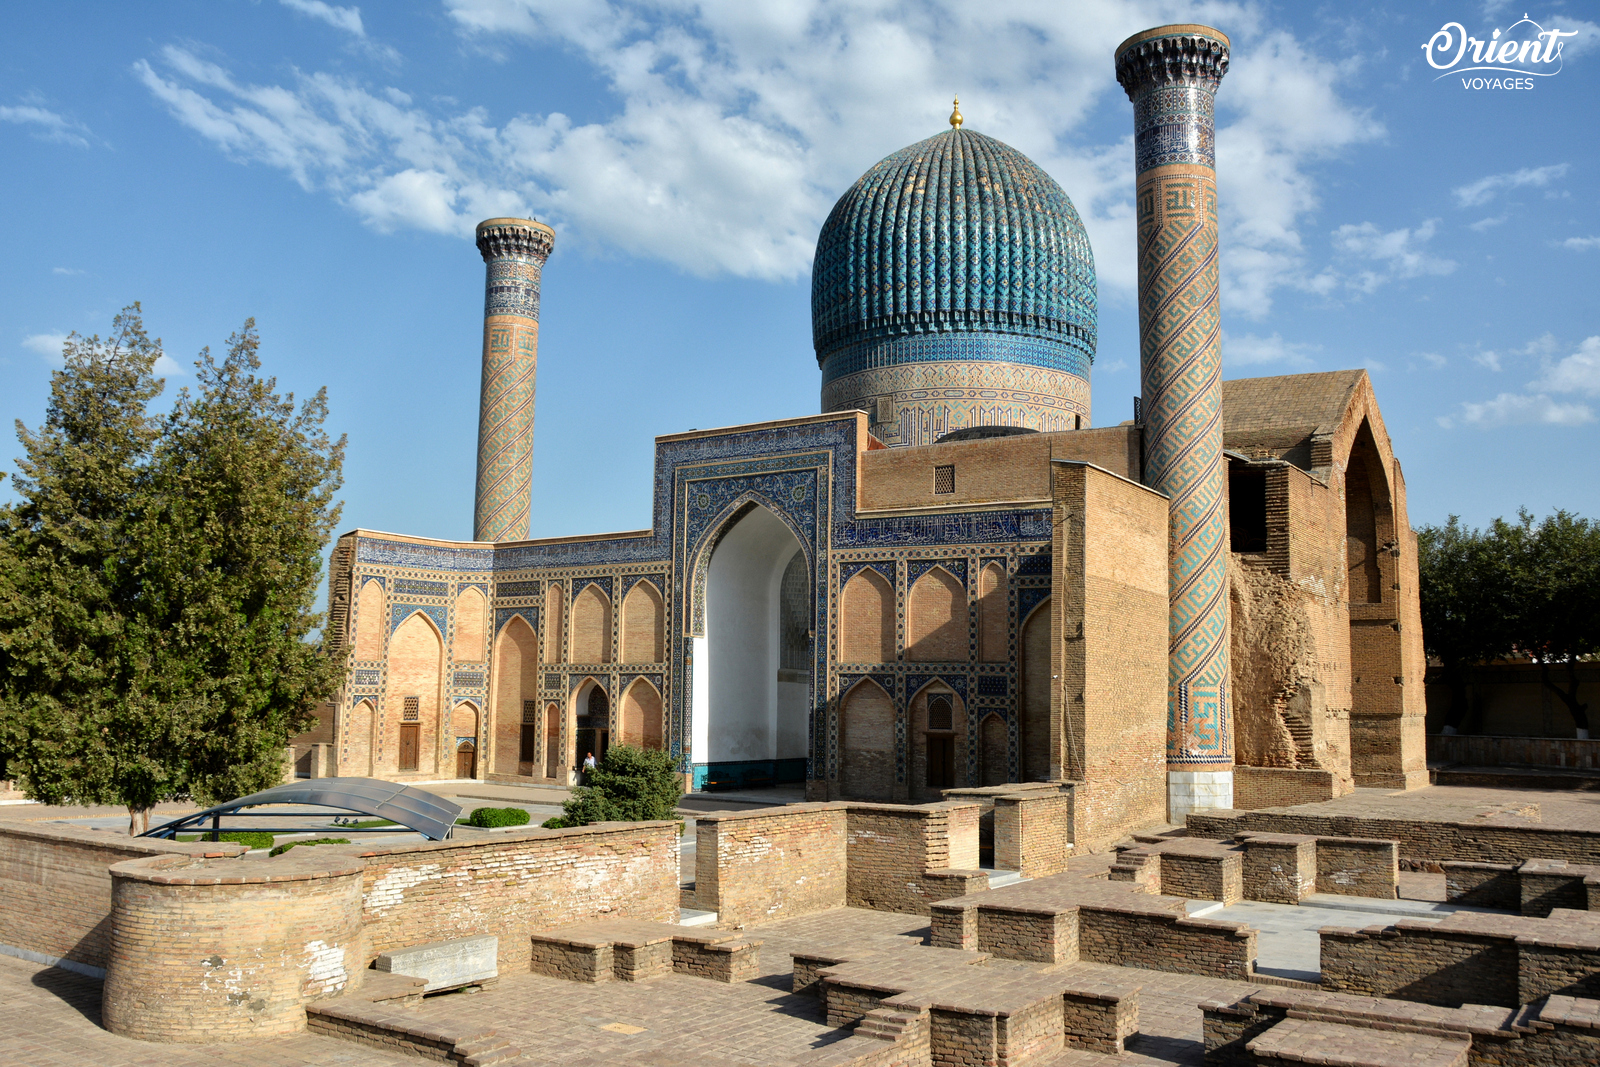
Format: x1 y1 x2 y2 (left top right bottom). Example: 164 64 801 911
690 504 810 790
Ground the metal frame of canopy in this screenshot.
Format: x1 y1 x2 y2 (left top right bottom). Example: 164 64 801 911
140 776 462 842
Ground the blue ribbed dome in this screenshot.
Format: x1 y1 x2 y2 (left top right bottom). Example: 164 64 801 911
812 128 1097 371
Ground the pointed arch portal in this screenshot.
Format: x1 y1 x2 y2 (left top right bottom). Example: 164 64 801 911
690 504 811 791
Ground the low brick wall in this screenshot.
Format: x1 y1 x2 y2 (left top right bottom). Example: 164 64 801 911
1239 834 1317 904
0 820 241 973
1232 766 1345 810
1320 913 1600 1009
845 802 984 916
693 801 986 924
693 804 847 927
1442 861 1521 910
359 821 678 973
1188 808 1600 866
1315 837 1398 898
1320 921 1520 1007
103 850 366 1042
994 788 1074 877
1077 904 1257 980
1520 858 1599 918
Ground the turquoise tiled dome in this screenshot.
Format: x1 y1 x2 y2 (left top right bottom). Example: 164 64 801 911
812 128 1097 385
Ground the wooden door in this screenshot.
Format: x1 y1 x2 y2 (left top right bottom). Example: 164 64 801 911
455 743 476 779
926 735 955 789
399 724 419 771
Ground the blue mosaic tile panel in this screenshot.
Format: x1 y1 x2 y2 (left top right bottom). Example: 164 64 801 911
453 671 485 688
391 603 448 634
496 580 541 597
837 509 1051 549
394 578 448 598
975 675 1008 697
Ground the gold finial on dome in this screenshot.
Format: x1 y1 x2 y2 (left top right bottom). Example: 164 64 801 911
949 96 963 129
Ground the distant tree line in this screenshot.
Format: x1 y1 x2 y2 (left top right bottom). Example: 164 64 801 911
1418 510 1600 735
0 305 345 833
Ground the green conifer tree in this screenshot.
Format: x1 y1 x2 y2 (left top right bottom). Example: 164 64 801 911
0 308 345 832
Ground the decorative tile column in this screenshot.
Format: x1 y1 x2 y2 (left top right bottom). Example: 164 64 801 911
1115 25 1233 818
473 217 554 544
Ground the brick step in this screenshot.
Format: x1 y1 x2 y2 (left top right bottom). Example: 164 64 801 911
459 1034 522 1066
854 1008 922 1041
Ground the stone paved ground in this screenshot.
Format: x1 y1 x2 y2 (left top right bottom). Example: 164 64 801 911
340 908 1259 1067
1279 783 1600 828
0 954 413 1066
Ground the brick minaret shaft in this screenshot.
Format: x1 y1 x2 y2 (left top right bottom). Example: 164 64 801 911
1116 25 1233 818
474 218 554 543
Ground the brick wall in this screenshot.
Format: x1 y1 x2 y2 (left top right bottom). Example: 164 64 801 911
1077 905 1257 981
1315 837 1398 898
1188 808 1600 866
359 821 677 972
994 787 1074 877
1053 461 1168 851
619 580 665 663
569 583 611 663
0 821 240 972
1240 834 1316 904
1442 861 1520 910
1320 922 1520 1007
1232 766 1344 810
694 805 848 927
103 850 366 1042
846 802 984 915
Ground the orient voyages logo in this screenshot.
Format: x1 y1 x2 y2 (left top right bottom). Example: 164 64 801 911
1423 14 1577 89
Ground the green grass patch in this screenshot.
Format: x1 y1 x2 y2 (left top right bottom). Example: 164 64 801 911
269 837 351 857
178 831 274 849
460 806 532 828
331 817 396 829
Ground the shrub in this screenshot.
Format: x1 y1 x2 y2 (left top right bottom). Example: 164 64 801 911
462 806 532 828
541 816 571 829
269 837 350 857
178 830 274 849
561 745 683 827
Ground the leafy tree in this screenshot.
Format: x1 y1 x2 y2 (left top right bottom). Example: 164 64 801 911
556 745 684 826
1510 509 1600 734
1418 516 1517 731
0 308 345 832
1419 509 1600 735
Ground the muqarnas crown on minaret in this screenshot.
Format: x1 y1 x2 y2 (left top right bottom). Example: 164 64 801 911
811 124 1097 447
1115 26 1230 174
473 217 554 544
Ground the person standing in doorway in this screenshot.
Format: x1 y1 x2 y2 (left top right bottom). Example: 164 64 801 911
582 751 597 783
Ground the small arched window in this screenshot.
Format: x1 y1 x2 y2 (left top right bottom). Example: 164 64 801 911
927 694 954 732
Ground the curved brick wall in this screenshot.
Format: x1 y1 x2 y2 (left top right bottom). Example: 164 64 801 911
103 850 365 1042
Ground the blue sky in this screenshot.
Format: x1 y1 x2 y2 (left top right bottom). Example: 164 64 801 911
3 0 1598 558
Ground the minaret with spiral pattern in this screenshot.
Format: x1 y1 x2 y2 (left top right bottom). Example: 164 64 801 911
473 217 554 543
1115 25 1233 818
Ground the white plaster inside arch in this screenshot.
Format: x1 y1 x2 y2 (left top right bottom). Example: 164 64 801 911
691 505 808 765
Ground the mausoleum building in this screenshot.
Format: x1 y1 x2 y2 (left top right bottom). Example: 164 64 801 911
318 26 1427 848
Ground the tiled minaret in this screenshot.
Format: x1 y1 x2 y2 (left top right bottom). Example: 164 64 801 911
1115 25 1233 818
473 217 554 543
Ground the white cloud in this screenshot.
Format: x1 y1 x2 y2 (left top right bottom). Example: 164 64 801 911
154 354 187 376
1468 215 1506 232
1452 163 1568 208
21 332 68 359
1419 352 1447 369
1474 350 1502 372
0 101 90 147
281 0 365 37
1563 236 1600 251
1443 335 1600 429
51 266 84 276
1331 218 1455 293
1532 336 1600 396
1223 330 1319 367
1442 392 1592 429
135 1 1379 304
